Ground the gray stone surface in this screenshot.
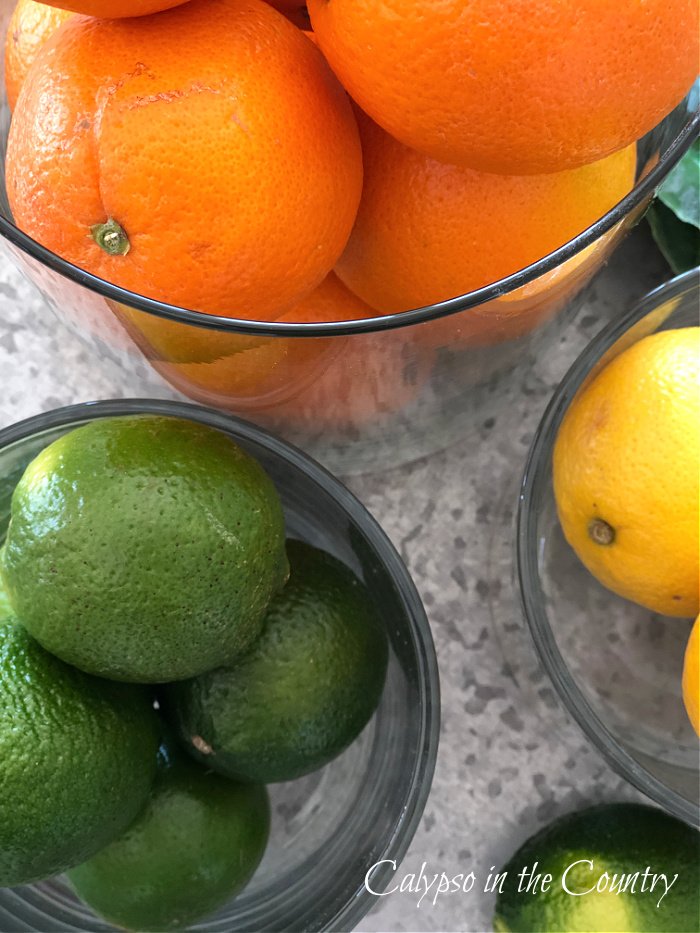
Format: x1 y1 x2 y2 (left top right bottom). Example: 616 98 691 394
0 228 672 932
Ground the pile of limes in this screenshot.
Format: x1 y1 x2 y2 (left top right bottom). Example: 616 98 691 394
0 414 387 929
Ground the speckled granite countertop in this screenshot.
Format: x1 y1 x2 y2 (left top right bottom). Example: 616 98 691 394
0 228 671 933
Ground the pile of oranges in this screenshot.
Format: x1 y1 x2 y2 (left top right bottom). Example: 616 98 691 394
4 0 697 329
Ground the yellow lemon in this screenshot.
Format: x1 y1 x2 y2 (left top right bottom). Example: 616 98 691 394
553 327 699 618
682 616 699 735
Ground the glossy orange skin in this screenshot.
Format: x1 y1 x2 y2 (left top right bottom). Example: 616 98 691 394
42 0 191 16
7 0 362 320
308 0 698 174
335 110 637 317
4 0 71 110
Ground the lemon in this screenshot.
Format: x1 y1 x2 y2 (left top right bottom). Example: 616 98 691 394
553 327 699 617
682 615 699 735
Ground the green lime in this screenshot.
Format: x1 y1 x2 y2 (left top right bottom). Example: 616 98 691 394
493 802 700 932
0 415 288 682
68 741 269 932
0 617 160 887
165 540 388 783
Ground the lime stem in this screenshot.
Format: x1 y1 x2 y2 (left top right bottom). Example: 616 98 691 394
588 518 615 546
90 219 130 257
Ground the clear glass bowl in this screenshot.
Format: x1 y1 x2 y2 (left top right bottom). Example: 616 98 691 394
0 1 698 474
517 268 699 827
0 399 440 932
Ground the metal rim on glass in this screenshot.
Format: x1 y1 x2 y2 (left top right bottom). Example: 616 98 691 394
517 267 700 827
0 398 441 931
0 110 697 337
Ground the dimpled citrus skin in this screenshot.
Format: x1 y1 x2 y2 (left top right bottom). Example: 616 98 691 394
6 0 362 319
0 415 288 682
553 328 700 618
68 746 269 931
0 618 159 887
682 616 699 736
166 540 388 783
335 109 636 314
308 0 698 174
4 0 72 111
44 0 191 17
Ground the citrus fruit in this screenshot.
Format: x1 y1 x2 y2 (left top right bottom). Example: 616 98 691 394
682 616 699 736
44 0 191 17
165 540 388 783
112 275 430 432
407 226 622 353
113 272 378 367
0 616 159 887
553 327 700 618
334 109 636 314
143 273 379 402
6 0 362 319
308 0 698 174
493 803 699 932
4 0 71 111
0 415 288 682
156 273 377 407
68 741 269 931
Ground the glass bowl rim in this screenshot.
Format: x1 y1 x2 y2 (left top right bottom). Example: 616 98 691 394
516 266 700 827
0 107 698 337
0 397 441 930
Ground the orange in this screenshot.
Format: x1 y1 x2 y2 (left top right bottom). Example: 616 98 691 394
6 0 362 320
682 617 700 736
42 0 191 16
4 0 71 111
335 110 637 316
411 227 623 352
553 328 700 618
132 272 432 430
307 0 698 174
146 272 380 406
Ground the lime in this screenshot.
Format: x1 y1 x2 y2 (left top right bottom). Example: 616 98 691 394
0 617 159 887
0 415 288 682
494 803 700 932
166 540 388 782
68 741 269 932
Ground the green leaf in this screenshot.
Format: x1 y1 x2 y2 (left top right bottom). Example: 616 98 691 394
657 138 700 228
647 200 700 274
